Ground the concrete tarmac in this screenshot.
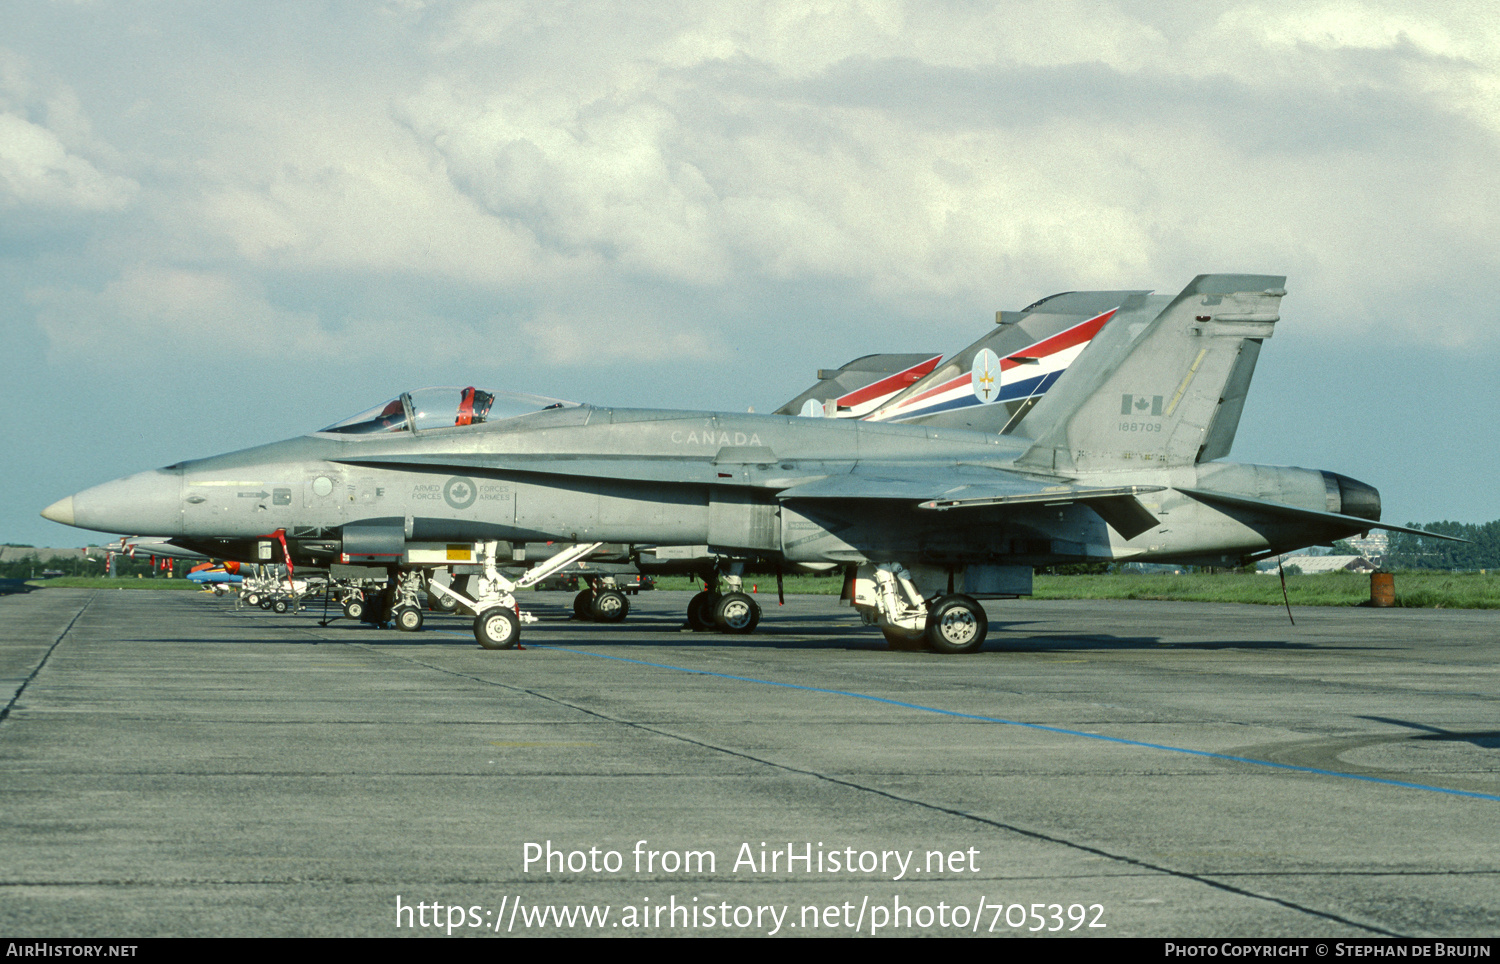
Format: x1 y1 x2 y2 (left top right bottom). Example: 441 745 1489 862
1 587 1496 938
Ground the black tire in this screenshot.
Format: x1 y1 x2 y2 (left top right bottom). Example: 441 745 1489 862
343 597 365 620
573 589 594 621
590 589 629 623
686 591 719 632
924 594 988 654
394 605 424 633
882 627 926 651
244 592 261 607
272 599 289 614
260 599 273 610
429 591 459 614
475 608 520 649
713 592 760 634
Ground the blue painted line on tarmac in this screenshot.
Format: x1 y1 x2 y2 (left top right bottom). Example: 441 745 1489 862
518 643 1500 803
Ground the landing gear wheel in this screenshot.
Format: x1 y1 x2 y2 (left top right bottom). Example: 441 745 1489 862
573 589 594 621
394 605 424 632
272 598 289 614
882 628 926 651
260 599 273 610
590 589 629 623
475 608 520 649
686 591 719 632
429 592 458 614
713 592 760 634
924 594 988 654
244 592 261 607
343 597 365 620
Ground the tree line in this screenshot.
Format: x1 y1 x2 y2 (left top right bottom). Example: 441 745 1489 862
1382 520 1500 571
0 552 169 581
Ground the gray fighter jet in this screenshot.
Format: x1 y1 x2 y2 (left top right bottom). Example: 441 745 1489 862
42 275 1448 652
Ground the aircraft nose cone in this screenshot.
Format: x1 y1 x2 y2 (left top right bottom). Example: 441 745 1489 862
49 468 184 536
40 496 75 526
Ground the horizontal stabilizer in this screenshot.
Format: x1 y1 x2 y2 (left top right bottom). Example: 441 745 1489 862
1175 488 1469 542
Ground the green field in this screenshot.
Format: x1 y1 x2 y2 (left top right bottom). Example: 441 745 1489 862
691 571 1500 609
1030 570 1500 609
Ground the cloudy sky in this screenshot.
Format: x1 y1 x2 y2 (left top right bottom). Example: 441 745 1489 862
4 0 1497 546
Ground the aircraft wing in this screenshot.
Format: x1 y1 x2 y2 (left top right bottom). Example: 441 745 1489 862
777 468 1167 539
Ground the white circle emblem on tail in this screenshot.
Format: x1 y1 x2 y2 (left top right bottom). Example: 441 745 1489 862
970 349 1002 403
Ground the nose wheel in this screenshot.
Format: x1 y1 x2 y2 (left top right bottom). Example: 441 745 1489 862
712 592 760 634
475 608 520 649
393 605 424 632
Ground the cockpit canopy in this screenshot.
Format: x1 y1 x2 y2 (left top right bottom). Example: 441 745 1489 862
318 386 579 436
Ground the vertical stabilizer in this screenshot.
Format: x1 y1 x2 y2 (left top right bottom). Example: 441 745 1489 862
1016 275 1284 476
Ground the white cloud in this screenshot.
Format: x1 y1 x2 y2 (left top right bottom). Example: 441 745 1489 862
0 110 136 209
0 49 137 211
7 0 1500 362
32 267 322 363
516 308 714 365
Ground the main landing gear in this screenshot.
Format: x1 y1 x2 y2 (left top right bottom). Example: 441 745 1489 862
572 578 630 624
923 593 988 654
852 563 989 654
684 563 762 635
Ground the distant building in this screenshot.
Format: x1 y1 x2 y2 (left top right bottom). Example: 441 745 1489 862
1344 531 1389 561
1277 555 1380 575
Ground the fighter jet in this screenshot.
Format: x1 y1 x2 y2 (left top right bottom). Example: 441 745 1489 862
777 354 944 419
775 285 1123 425
860 292 1136 430
42 275 1450 652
